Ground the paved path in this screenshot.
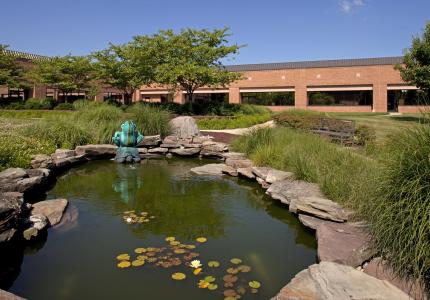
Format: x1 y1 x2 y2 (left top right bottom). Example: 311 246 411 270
201 120 276 136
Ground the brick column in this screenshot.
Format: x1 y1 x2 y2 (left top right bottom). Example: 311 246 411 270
95 92 105 102
133 90 141 102
31 85 47 99
373 83 387 112
173 91 185 104
228 87 240 104
294 85 307 109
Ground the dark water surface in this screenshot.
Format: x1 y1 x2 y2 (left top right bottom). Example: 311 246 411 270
5 159 316 300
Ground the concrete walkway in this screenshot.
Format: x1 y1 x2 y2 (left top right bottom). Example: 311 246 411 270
201 120 276 136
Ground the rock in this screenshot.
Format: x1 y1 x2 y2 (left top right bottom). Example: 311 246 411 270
202 141 229 152
23 214 48 240
31 199 68 226
52 154 86 169
163 135 179 144
0 168 27 186
169 116 200 138
26 168 50 178
139 135 162 147
51 149 76 160
363 257 427 300
191 164 226 176
0 289 26 300
170 148 201 156
298 214 331 230
222 152 247 160
166 153 173 158
221 165 238 177
139 153 164 159
271 262 410 300
160 143 181 148
266 169 294 184
0 168 48 193
138 148 148 154
251 167 271 180
0 192 24 243
181 143 202 148
256 177 270 189
316 222 374 267
266 180 324 205
225 158 253 169
290 196 349 222
15 176 44 193
30 154 53 169
75 144 117 159
192 135 213 144
237 167 256 179
148 147 169 154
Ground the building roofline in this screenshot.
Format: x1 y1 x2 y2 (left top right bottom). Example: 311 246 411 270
224 56 404 72
2 49 50 61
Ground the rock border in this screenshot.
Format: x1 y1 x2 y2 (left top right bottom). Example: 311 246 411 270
0 134 421 299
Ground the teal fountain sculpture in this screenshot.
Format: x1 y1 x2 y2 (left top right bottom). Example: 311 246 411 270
112 121 144 163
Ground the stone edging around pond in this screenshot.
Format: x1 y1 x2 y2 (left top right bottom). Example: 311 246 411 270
0 135 421 300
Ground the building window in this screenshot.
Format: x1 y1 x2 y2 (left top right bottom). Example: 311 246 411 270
388 90 429 107
241 92 294 106
308 91 372 106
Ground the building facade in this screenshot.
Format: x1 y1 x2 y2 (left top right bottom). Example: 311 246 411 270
137 57 426 113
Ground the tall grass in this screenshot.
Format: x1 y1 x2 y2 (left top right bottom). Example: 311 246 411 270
364 124 430 292
126 103 171 136
197 114 272 130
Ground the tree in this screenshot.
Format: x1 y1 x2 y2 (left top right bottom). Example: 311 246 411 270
92 43 154 105
31 55 95 102
396 21 430 99
0 44 27 89
131 28 243 103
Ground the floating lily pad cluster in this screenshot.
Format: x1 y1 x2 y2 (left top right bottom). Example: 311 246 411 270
122 210 155 224
115 236 262 299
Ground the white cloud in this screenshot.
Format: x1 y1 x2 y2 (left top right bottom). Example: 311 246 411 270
339 0 365 13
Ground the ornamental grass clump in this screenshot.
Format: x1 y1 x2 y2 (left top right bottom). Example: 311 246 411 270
364 123 430 292
126 103 171 137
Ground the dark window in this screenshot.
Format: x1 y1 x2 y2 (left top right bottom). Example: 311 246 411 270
388 90 429 107
308 91 372 106
241 92 294 106
193 93 229 103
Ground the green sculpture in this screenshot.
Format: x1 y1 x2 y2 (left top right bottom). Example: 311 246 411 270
112 121 144 163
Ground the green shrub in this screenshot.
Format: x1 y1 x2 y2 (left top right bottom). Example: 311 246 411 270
72 99 99 110
364 124 430 291
354 124 376 146
54 103 74 110
20 119 93 149
0 133 55 170
197 114 272 130
24 98 54 110
125 103 171 137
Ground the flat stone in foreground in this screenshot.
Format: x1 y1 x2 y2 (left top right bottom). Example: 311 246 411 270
75 144 117 158
271 262 410 300
32 199 68 226
298 214 331 230
290 196 349 222
317 222 374 267
190 164 226 176
266 180 324 205
237 167 256 179
170 147 201 156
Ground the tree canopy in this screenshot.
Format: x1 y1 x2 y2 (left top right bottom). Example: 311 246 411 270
396 21 430 96
0 44 27 89
31 55 95 102
130 28 243 101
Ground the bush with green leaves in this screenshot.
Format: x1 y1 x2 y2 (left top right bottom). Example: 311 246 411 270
0 133 55 171
364 124 430 292
23 98 55 110
54 103 74 110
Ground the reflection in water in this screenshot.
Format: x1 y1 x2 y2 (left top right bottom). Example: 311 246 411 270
6 159 317 300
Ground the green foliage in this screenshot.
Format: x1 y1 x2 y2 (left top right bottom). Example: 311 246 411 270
125 103 171 136
130 28 243 100
0 44 27 88
197 114 272 130
31 55 95 102
0 133 55 170
354 124 376 146
24 98 55 110
54 103 74 110
364 123 430 291
396 21 430 94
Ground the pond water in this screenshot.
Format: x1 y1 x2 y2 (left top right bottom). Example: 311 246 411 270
3 158 316 300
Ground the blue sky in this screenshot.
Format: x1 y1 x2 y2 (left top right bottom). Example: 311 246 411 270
1 0 429 64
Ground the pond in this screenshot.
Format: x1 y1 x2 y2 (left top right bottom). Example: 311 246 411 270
3 158 316 300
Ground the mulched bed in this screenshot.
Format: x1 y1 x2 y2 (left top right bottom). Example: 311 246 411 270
201 131 239 144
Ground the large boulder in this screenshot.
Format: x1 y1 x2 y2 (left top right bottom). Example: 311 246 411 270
170 147 201 156
271 262 410 300
266 169 294 184
139 135 162 147
31 199 68 226
23 214 48 240
30 154 53 169
225 157 253 169
169 116 200 139
266 180 324 205
75 144 117 159
51 149 86 169
237 167 256 179
0 289 26 300
0 168 27 187
0 192 25 243
316 222 374 267
298 214 331 230
190 164 226 176
0 168 48 194
290 196 349 222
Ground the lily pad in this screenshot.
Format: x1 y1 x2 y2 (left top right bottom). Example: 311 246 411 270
165 236 175 242
227 267 238 274
238 265 251 273
174 249 186 254
198 280 209 289
249 281 261 289
230 258 242 265
134 248 146 254
196 237 207 243
185 245 196 249
170 241 180 246
131 259 145 267
171 272 186 280
116 254 130 261
193 268 202 275
208 283 218 290
204 276 216 283
223 275 238 283
223 289 237 297
224 297 236 300
208 261 220 268
117 261 131 268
